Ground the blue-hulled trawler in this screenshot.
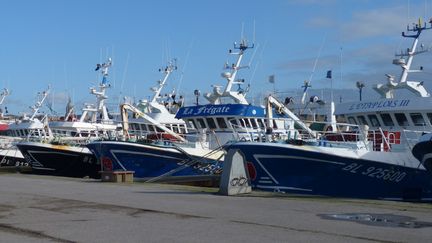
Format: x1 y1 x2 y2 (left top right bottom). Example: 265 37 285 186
226 19 432 201
87 39 291 181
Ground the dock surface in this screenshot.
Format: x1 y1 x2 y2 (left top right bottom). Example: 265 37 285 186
0 173 431 242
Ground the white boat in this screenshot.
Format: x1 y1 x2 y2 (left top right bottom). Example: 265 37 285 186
0 88 13 132
16 58 119 178
119 59 189 142
0 87 51 167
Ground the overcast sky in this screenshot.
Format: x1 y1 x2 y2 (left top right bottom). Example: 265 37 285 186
0 0 432 114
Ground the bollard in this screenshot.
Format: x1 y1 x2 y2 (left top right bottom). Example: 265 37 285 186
219 149 252 195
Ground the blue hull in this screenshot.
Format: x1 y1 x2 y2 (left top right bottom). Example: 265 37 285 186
227 142 432 201
87 141 222 179
412 140 432 171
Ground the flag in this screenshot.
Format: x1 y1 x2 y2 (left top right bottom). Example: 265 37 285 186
326 70 332 79
268 75 275 83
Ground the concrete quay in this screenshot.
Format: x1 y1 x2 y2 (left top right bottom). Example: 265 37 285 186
0 173 431 242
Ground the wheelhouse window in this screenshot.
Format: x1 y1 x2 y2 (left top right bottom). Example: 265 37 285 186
250 119 258 128
356 116 368 126
196 118 206 129
257 119 265 129
238 119 245 128
228 118 238 127
172 125 179 133
179 125 187 134
410 113 425 126
244 119 252 128
367 114 381 127
155 126 164 133
394 113 409 126
380 113 394 126
216 117 228 129
206 118 217 129
426 113 432 126
347 116 357 125
187 120 197 129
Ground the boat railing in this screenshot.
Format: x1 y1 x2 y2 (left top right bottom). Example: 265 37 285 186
400 129 428 150
228 117 289 142
360 129 426 152
49 136 99 147
229 117 373 150
125 120 191 142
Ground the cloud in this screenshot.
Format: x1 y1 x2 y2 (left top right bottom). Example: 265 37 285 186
340 2 432 41
306 17 336 28
287 0 338 5
340 6 408 40
273 1 432 97
306 3 432 40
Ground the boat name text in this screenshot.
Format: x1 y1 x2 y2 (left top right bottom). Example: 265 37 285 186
342 163 406 182
181 106 231 116
348 99 410 111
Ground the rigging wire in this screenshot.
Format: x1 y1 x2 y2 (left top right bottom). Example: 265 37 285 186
308 33 327 84
118 52 130 105
176 40 194 94
247 43 261 88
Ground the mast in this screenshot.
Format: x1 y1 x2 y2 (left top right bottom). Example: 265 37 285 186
150 59 177 103
204 39 254 105
300 80 311 105
29 86 50 120
89 58 112 122
374 18 432 98
0 88 9 106
399 18 428 83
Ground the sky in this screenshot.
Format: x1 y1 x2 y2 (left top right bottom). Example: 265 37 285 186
1 0 432 116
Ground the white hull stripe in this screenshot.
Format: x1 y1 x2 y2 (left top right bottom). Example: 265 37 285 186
254 154 346 166
256 185 313 192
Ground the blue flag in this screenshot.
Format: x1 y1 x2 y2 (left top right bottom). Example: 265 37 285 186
326 70 332 79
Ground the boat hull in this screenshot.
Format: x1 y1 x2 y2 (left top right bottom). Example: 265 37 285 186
0 148 27 167
17 142 100 178
227 142 432 201
412 139 432 171
87 141 222 179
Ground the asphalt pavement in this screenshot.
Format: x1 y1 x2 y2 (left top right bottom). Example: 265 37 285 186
0 173 431 242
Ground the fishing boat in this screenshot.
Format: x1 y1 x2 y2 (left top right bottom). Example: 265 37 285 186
0 87 51 167
119 59 189 142
0 88 12 132
225 19 432 201
16 58 118 178
87 39 290 181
